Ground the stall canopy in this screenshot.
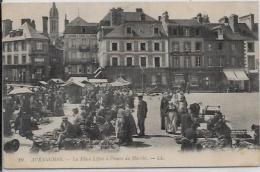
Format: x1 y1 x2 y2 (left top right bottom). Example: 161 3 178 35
8 87 33 95
66 77 88 84
110 77 130 87
62 81 85 88
39 81 48 85
49 78 65 84
223 69 249 81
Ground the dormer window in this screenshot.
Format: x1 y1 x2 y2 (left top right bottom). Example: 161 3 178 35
184 28 190 37
126 27 132 34
217 29 224 40
82 28 86 33
154 27 159 34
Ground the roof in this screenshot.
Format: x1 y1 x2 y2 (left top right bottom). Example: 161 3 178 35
88 79 108 83
49 78 65 84
3 22 48 42
101 10 156 23
64 17 98 34
167 19 201 26
103 21 167 38
62 81 85 88
67 77 88 83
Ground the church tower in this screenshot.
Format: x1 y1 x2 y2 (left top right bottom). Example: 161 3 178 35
49 2 59 44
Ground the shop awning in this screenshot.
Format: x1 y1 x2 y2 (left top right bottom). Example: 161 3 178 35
223 69 249 81
234 70 249 81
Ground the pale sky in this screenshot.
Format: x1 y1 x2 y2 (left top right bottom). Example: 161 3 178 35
2 1 258 33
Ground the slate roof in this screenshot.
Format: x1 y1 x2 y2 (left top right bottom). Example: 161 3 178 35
167 19 201 26
2 22 48 42
101 11 156 22
103 21 167 38
64 17 98 34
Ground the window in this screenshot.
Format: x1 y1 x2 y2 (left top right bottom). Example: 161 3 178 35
173 57 180 68
247 42 254 52
218 42 223 50
219 56 225 66
126 57 133 66
184 42 191 52
208 43 212 51
14 55 18 64
7 43 12 52
22 41 26 51
248 55 255 70
195 56 201 67
140 42 146 51
7 55 12 64
22 55 26 64
140 57 146 67
184 28 190 36
126 43 132 51
195 42 202 51
154 27 159 34
36 42 43 50
2 55 5 64
2 44 5 52
184 57 191 68
111 42 118 51
231 57 236 66
208 57 213 67
195 28 200 36
172 28 177 35
82 38 87 45
154 42 160 51
112 57 118 66
82 28 86 33
71 39 76 48
172 42 179 52
14 42 18 51
154 57 160 67
126 27 132 34
231 44 235 51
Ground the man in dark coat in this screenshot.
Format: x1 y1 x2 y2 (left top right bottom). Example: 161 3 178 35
160 93 169 130
137 95 148 136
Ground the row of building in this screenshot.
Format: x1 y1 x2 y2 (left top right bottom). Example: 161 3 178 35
2 3 259 91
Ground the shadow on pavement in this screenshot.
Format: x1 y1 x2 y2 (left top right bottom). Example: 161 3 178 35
126 141 152 148
132 134 176 139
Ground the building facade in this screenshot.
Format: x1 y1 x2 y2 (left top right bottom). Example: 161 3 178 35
2 21 50 83
98 8 169 88
63 17 99 78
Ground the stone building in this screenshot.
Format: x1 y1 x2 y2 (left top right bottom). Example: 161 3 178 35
63 16 98 78
98 8 169 88
2 21 49 83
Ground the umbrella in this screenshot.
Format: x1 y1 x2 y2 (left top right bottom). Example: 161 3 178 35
8 87 33 95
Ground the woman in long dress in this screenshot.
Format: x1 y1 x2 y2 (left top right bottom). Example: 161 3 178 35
165 94 179 134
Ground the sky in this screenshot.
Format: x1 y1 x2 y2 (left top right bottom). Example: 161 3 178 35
2 1 259 33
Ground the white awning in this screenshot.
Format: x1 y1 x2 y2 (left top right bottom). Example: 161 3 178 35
234 70 249 81
223 69 249 81
223 70 238 81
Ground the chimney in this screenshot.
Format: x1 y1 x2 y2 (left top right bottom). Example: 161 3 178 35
196 13 202 23
136 8 143 13
229 14 239 32
2 19 13 37
219 16 229 25
110 7 123 26
162 11 169 22
21 18 31 25
42 16 48 35
239 14 254 31
31 20 36 29
64 14 69 28
158 16 161 21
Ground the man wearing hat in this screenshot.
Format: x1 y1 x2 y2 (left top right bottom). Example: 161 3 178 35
160 92 169 130
137 94 148 137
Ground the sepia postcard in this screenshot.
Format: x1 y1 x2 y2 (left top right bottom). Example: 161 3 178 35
2 0 260 169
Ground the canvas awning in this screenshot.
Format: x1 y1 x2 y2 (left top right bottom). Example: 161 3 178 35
49 78 65 84
110 77 130 87
39 81 48 85
223 69 249 81
62 81 85 88
8 87 33 95
234 70 249 81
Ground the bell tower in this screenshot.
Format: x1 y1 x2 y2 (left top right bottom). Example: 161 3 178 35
49 2 59 44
